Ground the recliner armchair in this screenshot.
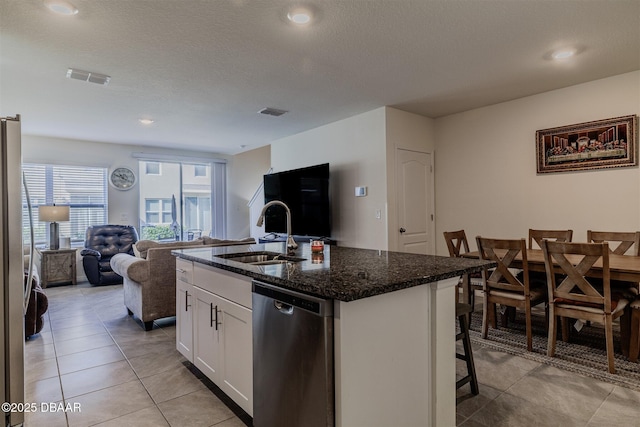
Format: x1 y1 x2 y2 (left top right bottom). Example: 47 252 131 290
81 224 139 285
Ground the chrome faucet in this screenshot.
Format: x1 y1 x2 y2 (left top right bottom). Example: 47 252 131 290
256 200 298 250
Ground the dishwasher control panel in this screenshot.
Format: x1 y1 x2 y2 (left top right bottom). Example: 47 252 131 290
252 281 332 316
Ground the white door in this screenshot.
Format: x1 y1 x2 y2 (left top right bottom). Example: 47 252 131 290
218 297 253 416
193 287 221 380
396 149 434 254
176 280 193 361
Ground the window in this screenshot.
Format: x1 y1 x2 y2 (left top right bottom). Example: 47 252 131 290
137 158 225 241
145 198 172 224
22 164 108 246
145 162 160 175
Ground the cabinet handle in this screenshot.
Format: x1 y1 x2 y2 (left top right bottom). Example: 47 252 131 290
210 303 214 327
185 291 190 311
176 268 186 273
211 304 221 330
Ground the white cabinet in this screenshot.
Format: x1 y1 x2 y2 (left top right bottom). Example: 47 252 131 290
192 286 220 379
176 259 194 361
193 286 253 415
176 261 253 416
215 293 252 414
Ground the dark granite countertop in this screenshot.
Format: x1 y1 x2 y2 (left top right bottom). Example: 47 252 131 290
172 242 495 302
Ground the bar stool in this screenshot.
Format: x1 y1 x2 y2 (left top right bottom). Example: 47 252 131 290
629 300 640 362
443 230 484 311
456 302 479 395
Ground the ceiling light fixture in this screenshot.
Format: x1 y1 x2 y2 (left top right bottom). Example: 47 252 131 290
551 48 577 60
138 118 155 125
44 0 79 16
287 8 312 25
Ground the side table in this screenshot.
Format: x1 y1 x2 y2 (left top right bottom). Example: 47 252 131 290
36 248 77 287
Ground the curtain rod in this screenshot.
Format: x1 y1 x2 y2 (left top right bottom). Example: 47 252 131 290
131 152 227 164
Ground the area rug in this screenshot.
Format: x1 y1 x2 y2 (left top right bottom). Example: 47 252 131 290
467 309 640 391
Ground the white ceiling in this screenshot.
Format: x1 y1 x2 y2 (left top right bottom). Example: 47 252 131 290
1 0 639 155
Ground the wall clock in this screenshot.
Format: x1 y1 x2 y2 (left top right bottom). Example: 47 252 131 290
109 166 137 190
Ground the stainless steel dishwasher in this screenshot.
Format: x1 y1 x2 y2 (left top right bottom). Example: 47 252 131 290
252 280 334 427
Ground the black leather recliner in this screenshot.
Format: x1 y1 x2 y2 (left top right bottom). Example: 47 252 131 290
80 225 139 285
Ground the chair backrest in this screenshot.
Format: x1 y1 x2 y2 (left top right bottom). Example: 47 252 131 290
476 237 529 294
586 230 640 256
443 230 470 257
541 240 611 312
528 229 573 249
84 224 139 257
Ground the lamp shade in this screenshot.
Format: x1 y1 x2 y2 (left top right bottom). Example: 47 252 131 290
38 205 70 222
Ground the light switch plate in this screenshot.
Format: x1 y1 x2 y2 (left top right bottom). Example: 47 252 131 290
355 186 367 197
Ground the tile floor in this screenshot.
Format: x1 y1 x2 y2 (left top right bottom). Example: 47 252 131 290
24 282 246 427
24 282 640 426
455 311 640 427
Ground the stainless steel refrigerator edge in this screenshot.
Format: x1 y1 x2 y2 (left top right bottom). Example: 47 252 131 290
1 116 25 427
252 280 334 427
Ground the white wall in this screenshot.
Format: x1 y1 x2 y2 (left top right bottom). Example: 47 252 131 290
227 145 271 239
434 71 640 255
271 108 388 249
269 107 436 250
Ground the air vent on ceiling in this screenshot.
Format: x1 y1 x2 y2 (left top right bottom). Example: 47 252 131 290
66 68 111 86
259 107 288 117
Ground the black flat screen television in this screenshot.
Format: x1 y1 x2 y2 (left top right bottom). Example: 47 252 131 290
263 163 330 237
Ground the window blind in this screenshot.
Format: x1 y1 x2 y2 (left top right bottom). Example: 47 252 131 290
22 164 108 245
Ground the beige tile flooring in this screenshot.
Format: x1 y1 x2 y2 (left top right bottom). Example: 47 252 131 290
24 282 640 426
24 282 247 427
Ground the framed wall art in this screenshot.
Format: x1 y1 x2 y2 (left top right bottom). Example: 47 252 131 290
536 115 638 174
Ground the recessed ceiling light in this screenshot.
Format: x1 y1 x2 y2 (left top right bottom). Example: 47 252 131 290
138 118 155 125
44 0 78 16
287 8 312 25
551 48 577 60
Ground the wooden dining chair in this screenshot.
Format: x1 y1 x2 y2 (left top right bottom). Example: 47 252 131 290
528 229 573 249
587 230 640 295
476 237 547 352
587 230 640 256
444 229 470 257
443 230 483 309
526 228 574 282
541 240 632 374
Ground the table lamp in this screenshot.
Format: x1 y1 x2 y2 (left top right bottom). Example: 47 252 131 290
38 205 70 250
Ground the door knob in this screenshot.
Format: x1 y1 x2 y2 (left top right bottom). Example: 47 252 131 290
399 227 406 233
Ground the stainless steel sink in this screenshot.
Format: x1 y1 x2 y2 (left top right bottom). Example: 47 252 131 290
214 251 306 265
250 260 290 266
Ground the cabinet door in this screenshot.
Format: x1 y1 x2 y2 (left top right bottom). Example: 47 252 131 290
193 286 221 381
218 297 253 416
176 279 193 361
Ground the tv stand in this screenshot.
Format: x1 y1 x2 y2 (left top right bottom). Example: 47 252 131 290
258 234 337 246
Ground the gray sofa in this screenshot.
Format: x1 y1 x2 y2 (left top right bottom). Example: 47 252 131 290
110 237 255 330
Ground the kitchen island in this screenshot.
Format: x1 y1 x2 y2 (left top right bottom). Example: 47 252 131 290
173 242 493 427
